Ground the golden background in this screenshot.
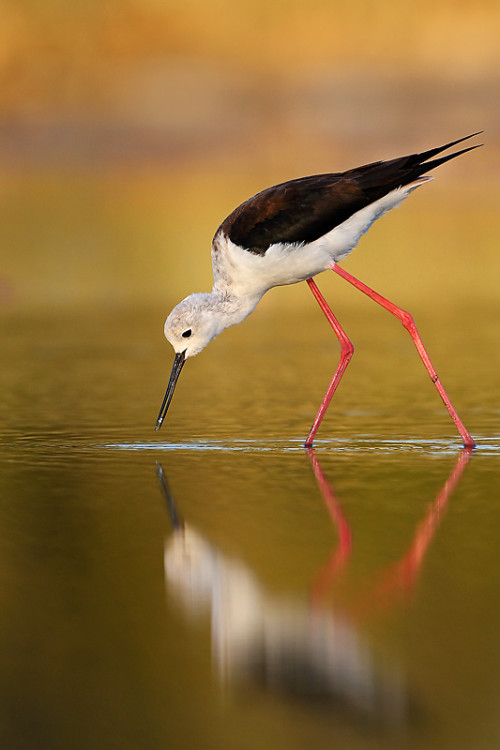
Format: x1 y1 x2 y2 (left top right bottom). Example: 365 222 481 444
0 0 497 314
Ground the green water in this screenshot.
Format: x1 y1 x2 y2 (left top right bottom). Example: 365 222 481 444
1 296 499 750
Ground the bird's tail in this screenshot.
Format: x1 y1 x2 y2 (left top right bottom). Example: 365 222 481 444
412 132 483 174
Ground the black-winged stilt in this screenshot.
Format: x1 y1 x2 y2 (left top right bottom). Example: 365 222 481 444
156 133 481 447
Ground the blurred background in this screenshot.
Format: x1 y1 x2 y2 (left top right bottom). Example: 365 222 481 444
0 0 498 313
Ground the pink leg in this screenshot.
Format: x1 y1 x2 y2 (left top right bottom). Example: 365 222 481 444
305 277 354 447
333 264 476 448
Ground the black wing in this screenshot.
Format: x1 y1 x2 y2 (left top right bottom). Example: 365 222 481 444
216 133 481 255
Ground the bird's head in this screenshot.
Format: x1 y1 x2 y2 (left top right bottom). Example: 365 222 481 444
155 293 224 430
164 293 223 359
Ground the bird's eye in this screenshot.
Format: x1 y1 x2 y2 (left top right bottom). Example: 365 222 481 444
182 329 192 339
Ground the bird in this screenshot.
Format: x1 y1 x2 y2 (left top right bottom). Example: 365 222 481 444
155 133 481 448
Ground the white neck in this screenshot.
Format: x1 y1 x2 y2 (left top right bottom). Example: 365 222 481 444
210 284 263 333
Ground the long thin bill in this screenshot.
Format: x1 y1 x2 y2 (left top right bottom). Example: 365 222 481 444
155 350 186 431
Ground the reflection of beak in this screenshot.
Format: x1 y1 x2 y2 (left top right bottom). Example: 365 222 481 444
155 350 186 430
156 462 184 530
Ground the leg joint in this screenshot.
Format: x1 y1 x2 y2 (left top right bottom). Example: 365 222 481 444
342 339 354 358
399 309 416 330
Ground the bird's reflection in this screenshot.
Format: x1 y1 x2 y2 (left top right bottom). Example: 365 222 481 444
158 448 472 722
307 448 472 616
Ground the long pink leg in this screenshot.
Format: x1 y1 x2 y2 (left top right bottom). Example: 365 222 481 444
305 277 354 447
332 264 476 448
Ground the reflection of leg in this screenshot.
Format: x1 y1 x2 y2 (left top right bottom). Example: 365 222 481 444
369 448 473 611
332 264 476 448
305 278 354 446
306 448 352 605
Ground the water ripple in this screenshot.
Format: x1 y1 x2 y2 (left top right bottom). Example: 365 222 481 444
101 435 500 456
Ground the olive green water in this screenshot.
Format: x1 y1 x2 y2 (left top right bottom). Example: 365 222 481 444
1 175 500 750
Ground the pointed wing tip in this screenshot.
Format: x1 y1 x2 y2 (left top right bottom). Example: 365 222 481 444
421 131 484 164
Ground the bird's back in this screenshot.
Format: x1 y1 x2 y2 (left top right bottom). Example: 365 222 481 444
214 134 481 256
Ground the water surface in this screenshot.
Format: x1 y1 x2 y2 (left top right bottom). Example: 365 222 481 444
1 297 499 750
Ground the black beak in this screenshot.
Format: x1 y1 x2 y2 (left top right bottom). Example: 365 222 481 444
155 350 186 430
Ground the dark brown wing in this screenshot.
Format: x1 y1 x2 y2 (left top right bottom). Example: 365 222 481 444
216 133 481 255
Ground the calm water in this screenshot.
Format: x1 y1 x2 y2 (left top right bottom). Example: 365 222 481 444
1 297 499 750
